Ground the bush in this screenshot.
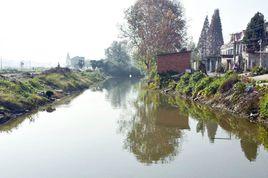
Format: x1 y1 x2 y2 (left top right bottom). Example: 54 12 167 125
202 79 221 96
193 77 213 96
252 66 266 76
189 71 205 83
260 94 268 119
233 82 246 94
168 80 177 90
176 73 190 91
218 74 239 93
182 85 193 96
224 70 235 77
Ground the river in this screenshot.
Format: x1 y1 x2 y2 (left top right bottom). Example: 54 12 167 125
0 79 267 178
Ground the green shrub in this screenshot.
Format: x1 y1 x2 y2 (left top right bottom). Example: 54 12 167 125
168 80 177 89
27 78 44 90
189 72 205 83
252 66 267 76
260 94 268 119
233 82 246 94
176 73 190 91
202 79 221 96
182 85 193 96
193 77 213 96
218 74 239 93
224 70 235 77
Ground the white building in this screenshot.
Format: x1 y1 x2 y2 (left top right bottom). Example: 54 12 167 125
221 22 268 71
221 31 246 70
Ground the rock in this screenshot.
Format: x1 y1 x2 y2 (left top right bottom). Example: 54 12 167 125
250 112 259 118
46 107 56 113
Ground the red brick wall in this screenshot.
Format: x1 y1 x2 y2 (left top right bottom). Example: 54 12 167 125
157 52 191 74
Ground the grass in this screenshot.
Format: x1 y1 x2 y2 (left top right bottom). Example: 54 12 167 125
159 71 268 120
0 69 105 114
260 94 268 118
174 72 241 97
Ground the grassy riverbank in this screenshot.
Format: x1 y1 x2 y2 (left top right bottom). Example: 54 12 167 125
150 71 268 122
0 68 105 123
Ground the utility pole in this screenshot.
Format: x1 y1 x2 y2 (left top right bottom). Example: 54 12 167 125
259 39 262 67
233 34 237 64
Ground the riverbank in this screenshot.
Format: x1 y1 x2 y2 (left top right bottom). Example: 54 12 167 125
0 67 106 124
149 71 268 123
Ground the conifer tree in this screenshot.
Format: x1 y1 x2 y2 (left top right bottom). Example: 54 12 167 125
208 9 224 56
197 16 210 61
243 12 265 53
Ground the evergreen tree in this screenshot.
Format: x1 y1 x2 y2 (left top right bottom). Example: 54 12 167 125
208 9 224 57
243 12 265 53
197 16 210 61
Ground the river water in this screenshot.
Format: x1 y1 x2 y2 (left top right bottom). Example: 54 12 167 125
0 79 268 178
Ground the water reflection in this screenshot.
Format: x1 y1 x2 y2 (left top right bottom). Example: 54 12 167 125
168 94 268 162
115 83 268 163
118 90 185 164
0 79 267 167
98 78 140 108
0 93 80 134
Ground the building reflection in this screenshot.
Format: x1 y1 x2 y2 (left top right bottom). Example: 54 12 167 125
156 107 190 130
118 91 189 164
117 86 268 164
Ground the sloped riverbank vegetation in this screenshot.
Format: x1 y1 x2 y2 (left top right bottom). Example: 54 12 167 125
0 68 105 123
151 71 268 122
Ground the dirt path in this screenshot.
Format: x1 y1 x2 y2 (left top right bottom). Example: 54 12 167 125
252 74 268 81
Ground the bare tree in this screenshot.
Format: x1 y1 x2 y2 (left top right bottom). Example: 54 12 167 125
122 0 186 72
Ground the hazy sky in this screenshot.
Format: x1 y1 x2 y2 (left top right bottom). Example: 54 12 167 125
0 0 267 66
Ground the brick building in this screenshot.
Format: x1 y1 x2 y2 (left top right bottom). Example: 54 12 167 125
157 51 191 74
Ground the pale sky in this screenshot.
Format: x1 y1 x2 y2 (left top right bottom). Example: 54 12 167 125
0 0 267 66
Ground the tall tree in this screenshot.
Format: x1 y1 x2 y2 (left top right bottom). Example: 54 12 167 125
208 9 224 57
105 41 130 66
122 0 186 72
243 12 266 53
197 16 210 60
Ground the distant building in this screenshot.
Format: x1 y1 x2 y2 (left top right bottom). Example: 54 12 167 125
221 31 246 70
243 22 268 70
66 53 71 67
203 56 221 72
157 51 191 74
221 23 268 71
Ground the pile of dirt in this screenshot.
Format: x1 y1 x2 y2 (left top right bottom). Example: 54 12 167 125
42 67 71 75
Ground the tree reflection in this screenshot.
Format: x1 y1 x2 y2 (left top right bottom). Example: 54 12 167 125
168 95 268 162
206 121 218 143
99 78 139 108
118 90 188 164
240 139 258 162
